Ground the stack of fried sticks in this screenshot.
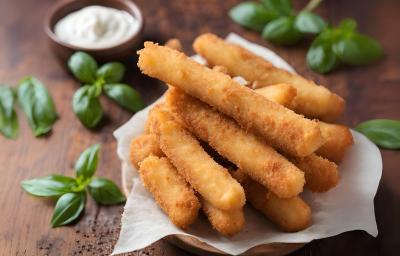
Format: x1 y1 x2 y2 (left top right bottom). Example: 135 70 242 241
129 34 354 236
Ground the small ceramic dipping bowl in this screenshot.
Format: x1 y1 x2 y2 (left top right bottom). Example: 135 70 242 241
45 0 144 61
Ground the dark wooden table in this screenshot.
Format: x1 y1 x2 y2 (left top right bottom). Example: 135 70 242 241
1 0 399 255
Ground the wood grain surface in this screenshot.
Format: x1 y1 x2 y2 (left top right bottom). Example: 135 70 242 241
0 0 399 255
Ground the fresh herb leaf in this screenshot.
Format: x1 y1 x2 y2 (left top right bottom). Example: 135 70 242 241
104 84 144 112
0 85 18 139
21 174 78 197
355 119 400 149
51 192 85 227
339 18 357 31
261 0 293 16
307 30 338 73
72 86 103 128
96 62 126 83
229 2 276 31
332 33 383 65
17 77 58 136
87 177 126 205
262 16 302 45
68 52 98 84
75 144 100 181
294 11 326 34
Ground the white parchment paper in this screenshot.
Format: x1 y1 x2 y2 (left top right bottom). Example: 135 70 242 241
112 33 382 255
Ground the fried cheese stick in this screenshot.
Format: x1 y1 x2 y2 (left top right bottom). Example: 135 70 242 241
316 122 354 163
152 107 245 210
133 115 245 235
193 33 345 122
139 155 200 229
254 83 353 163
201 198 245 236
232 170 311 232
166 88 305 198
137 42 324 157
254 83 297 108
130 134 163 168
290 154 339 192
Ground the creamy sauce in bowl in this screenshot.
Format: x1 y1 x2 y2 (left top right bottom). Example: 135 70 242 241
54 5 140 49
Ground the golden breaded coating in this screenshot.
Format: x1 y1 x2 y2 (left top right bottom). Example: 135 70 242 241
139 155 201 229
212 65 229 74
316 122 354 163
167 88 305 198
165 38 183 52
152 107 245 210
252 83 353 163
232 170 311 232
193 33 345 122
254 83 297 108
201 198 244 236
290 154 339 192
130 134 163 168
137 42 324 157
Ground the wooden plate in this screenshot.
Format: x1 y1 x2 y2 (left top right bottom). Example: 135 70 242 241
122 167 305 255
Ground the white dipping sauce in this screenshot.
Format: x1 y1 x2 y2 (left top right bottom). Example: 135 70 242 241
54 5 140 49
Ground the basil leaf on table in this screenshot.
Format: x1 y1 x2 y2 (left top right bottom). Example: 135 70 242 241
294 11 326 34
307 31 338 73
72 85 103 128
21 174 78 197
355 119 400 149
104 84 144 112
332 33 383 65
229 2 276 31
87 177 126 205
74 143 100 181
68 52 98 83
339 18 357 31
17 77 58 136
261 0 293 16
262 16 302 45
51 192 86 227
0 85 18 139
96 62 125 83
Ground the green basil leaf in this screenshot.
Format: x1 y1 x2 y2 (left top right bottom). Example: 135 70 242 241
332 33 383 65
104 84 144 112
262 16 302 45
87 177 126 205
339 18 357 31
229 2 276 31
294 11 326 34
21 174 77 197
355 119 400 149
96 62 126 83
0 85 18 139
75 144 100 180
72 86 103 128
68 52 98 83
17 77 58 136
51 192 85 227
261 0 293 16
307 41 338 74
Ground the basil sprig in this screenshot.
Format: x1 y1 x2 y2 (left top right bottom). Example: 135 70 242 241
0 85 18 139
21 144 126 227
68 52 144 128
355 119 400 150
17 77 58 136
230 0 326 46
229 0 383 73
307 19 383 73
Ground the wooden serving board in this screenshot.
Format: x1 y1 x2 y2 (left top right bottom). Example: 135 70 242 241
122 166 305 256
